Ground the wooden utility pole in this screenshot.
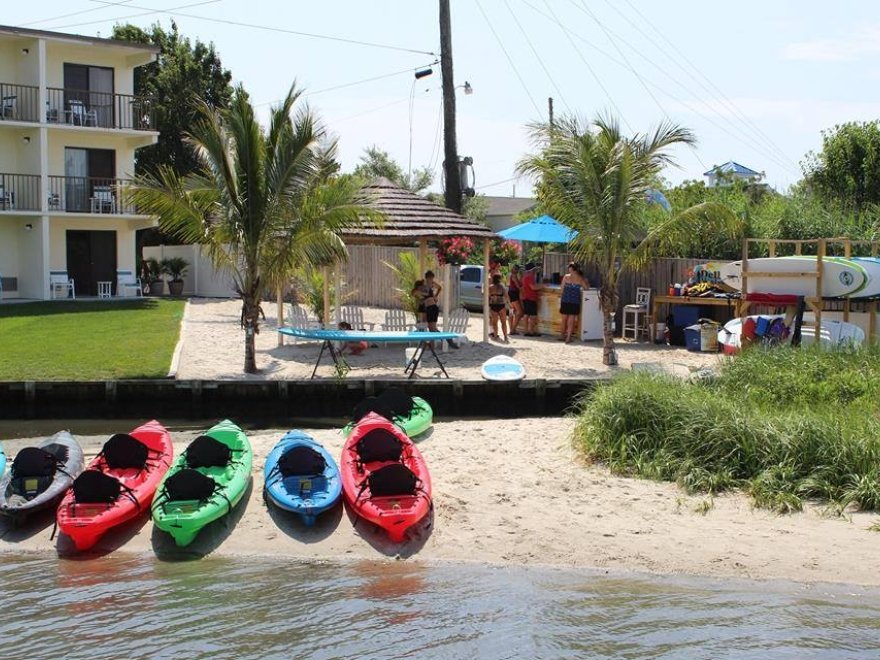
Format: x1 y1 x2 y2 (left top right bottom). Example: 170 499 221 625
439 0 462 213
548 96 554 126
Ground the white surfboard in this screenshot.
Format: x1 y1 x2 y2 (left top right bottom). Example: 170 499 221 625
481 355 526 381
852 257 880 298
719 257 867 298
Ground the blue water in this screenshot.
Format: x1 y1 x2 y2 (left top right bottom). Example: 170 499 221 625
1 554 879 659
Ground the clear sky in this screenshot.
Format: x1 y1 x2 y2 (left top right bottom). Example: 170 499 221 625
8 1 880 196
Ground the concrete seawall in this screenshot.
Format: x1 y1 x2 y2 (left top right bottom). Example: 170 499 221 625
0 378 601 420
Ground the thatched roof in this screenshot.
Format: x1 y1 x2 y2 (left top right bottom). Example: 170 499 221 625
344 177 496 245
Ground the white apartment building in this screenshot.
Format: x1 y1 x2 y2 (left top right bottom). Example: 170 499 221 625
0 24 158 300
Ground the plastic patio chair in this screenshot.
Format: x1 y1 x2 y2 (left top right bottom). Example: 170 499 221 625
285 304 322 344
49 272 75 300
117 272 143 297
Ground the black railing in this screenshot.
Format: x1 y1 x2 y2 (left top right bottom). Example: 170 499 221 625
47 176 138 215
0 82 40 123
46 87 155 131
0 173 42 211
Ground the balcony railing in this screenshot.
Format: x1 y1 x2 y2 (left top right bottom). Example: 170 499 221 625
0 173 42 211
48 176 139 215
0 83 40 123
46 87 155 131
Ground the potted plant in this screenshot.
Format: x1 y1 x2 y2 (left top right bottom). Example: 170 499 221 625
144 257 165 296
161 257 189 296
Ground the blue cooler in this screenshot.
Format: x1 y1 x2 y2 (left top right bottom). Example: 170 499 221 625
684 324 703 352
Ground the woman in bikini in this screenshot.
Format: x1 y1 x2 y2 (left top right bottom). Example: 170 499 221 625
559 263 590 343
488 273 510 342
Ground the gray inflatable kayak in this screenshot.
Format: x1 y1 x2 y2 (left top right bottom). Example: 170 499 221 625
0 431 85 520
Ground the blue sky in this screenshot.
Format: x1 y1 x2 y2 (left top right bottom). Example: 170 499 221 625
9 1 880 196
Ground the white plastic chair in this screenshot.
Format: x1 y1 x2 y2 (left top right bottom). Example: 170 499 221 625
67 100 97 126
285 304 322 344
117 272 143 297
622 287 652 341
338 305 375 331
442 307 470 350
90 185 116 214
49 272 75 300
1 96 16 120
381 309 416 332
0 186 12 209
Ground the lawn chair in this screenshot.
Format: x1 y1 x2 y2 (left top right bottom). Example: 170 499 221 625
1 95 16 120
67 99 97 127
90 185 116 214
442 307 470 351
49 272 75 300
284 304 322 345
338 306 375 331
0 186 13 210
381 309 416 332
117 271 143 297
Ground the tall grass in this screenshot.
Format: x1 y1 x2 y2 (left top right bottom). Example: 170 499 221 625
573 345 880 513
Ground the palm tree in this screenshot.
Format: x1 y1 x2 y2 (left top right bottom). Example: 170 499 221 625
131 85 377 373
518 115 741 365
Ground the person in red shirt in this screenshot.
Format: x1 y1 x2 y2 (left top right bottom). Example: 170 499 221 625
520 262 540 336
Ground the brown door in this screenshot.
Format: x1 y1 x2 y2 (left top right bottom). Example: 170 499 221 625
66 230 117 296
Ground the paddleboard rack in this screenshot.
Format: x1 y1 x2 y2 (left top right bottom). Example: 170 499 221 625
739 237 879 343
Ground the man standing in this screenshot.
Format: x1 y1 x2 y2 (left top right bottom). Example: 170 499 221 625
520 262 540 337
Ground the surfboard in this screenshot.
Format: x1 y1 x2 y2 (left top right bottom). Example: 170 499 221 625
481 355 526 381
852 257 880 298
719 257 867 298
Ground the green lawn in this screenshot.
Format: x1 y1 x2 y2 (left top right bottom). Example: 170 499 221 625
0 299 185 380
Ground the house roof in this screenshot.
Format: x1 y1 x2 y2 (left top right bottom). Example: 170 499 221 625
483 195 537 217
703 161 762 177
344 177 496 244
0 24 160 53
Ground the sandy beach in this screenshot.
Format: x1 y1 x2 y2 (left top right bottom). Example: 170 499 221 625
175 298 720 380
2 417 879 587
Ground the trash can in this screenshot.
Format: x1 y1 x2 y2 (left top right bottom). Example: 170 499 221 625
686 322 719 352
684 324 703 352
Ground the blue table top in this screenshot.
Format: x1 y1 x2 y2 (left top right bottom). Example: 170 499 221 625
278 328 463 342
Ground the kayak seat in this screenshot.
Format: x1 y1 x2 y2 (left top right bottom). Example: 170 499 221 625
185 435 232 469
377 388 414 418
278 446 326 477
355 429 404 464
100 433 149 470
163 469 218 502
366 463 418 497
11 447 58 479
351 397 395 424
72 470 136 506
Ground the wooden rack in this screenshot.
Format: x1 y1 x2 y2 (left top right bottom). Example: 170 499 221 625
739 238 879 342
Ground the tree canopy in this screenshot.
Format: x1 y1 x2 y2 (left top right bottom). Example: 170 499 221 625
112 21 233 177
803 121 880 214
353 146 433 194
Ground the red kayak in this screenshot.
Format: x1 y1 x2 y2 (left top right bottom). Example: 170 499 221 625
340 412 432 542
56 420 173 551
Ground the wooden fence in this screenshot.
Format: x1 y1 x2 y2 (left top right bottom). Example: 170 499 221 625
343 246 710 315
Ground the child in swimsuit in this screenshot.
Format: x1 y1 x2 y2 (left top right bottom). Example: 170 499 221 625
337 321 368 356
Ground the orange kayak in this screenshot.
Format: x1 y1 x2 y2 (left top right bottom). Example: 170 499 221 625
340 412 432 542
56 420 173 551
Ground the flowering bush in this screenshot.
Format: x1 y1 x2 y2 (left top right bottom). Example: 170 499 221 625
491 239 522 265
436 236 476 265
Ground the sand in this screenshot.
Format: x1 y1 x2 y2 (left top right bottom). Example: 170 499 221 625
175 298 720 380
2 418 879 587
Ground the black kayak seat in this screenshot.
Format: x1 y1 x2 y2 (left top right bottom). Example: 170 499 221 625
185 435 232 469
377 388 414 418
162 469 218 502
72 470 124 504
351 396 395 424
368 463 418 497
355 429 404 463
278 445 326 477
101 433 149 470
11 447 58 478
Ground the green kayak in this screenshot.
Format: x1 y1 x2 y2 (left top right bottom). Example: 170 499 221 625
151 419 252 547
343 391 433 439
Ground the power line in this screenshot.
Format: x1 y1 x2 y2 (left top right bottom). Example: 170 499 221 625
53 0 437 56
565 0 794 175
502 0 571 114
617 0 798 172
40 0 221 31
476 175 525 191
20 0 135 27
474 0 543 118
537 0 631 132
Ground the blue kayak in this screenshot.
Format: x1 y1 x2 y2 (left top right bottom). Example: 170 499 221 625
263 431 341 526
0 442 5 477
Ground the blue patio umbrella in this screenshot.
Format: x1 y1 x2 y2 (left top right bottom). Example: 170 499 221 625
497 215 578 243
